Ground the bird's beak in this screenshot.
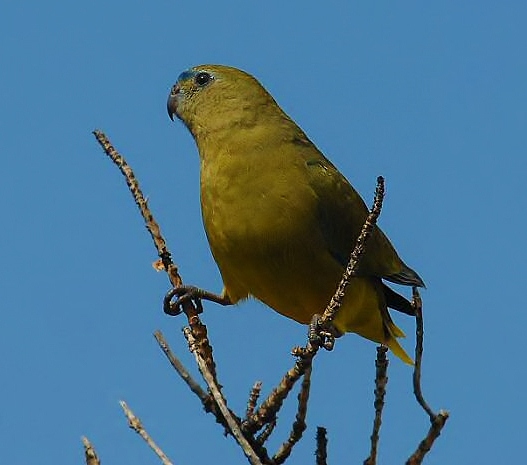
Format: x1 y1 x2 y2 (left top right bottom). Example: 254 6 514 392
167 84 180 121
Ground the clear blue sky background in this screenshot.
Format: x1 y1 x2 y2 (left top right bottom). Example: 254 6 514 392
1 2 525 464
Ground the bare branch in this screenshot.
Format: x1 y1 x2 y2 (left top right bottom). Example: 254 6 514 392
120 400 174 465
246 381 263 419
315 427 328 465
363 346 389 465
154 330 219 409
406 411 449 465
273 363 312 463
320 176 385 327
406 287 449 463
184 328 266 465
82 436 101 465
92 130 177 282
154 330 208 401
411 288 435 419
242 352 310 436
93 130 218 381
256 420 277 446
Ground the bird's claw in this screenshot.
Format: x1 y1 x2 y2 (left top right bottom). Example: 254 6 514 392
308 314 340 351
163 286 204 316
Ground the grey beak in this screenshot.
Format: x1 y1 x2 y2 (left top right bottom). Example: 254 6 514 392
167 84 180 121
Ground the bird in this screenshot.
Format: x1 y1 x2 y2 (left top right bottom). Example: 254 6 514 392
167 64 424 364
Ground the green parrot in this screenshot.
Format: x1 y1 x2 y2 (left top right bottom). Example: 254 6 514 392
167 65 424 364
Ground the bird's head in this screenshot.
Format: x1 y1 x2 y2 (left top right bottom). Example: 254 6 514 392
167 64 285 139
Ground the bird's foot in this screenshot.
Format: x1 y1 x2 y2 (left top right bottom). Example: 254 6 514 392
308 314 342 351
163 285 231 316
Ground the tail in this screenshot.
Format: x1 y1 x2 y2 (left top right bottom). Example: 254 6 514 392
384 320 414 365
332 277 414 365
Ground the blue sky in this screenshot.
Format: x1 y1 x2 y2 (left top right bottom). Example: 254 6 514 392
1 2 525 464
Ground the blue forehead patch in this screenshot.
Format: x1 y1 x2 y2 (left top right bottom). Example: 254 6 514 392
177 69 196 83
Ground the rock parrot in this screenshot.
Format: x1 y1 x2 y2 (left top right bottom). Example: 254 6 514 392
167 64 424 364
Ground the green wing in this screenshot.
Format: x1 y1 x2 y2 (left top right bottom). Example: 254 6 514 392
302 148 424 289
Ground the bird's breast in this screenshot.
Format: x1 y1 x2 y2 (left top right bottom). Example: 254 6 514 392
200 147 327 278
200 155 316 255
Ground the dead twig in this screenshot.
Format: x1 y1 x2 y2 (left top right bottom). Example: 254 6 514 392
320 176 385 328
93 130 218 380
184 328 266 465
363 346 389 465
155 330 241 434
406 287 449 463
315 427 328 465
154 330 209 404
256 420 277 446
154 330 224 416
411 288 434 419
246 381 263 420
406 411 449 465
82 436 101 465
242 352 311 436
120 400 174 465
273 363 312 464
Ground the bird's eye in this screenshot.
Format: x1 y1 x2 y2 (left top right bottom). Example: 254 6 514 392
195 71 212 87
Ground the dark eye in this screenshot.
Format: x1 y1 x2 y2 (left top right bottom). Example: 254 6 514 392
195 71 212 86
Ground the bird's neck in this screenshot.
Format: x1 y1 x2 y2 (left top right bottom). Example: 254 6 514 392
192 107 304 161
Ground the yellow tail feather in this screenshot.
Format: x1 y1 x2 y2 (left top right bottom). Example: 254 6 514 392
386 321 413 365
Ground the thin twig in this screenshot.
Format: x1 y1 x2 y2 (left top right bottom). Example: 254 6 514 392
407 288 449 464
411 287 435 420
92 130 177 282
256 420 277 446
242 353 311 436
184 328 266 465
154 330 208 402
82 436 101 465
320 176 385 327
154 330 219 409
405 411 449 465
315 427 328 465
154 330 235 432
93 130 218 379
273 363 312 464
246 381 263 419
364 346 389 465
120 400 174 465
